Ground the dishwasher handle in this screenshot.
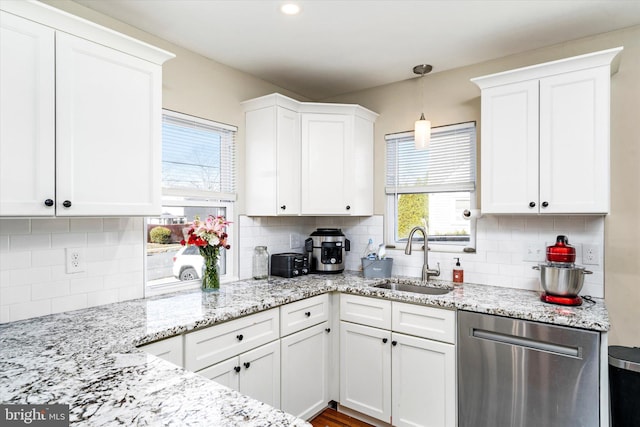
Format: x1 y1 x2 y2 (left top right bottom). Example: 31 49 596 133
472 328 581 358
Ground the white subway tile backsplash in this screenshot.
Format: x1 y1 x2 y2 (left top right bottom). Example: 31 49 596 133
31 281 70 301
31 249 66 267
0 219 30 235
87 289 119 307
51 293 88 313
69 276 104 294
1 285 32 305
9 299 51 322
31 218 70 234
0 217 145 324
0 251 31 271
51 232 87 248
70 218 104 232
10 234 51 251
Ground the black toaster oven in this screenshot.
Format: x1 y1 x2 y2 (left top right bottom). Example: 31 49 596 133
270 253 309 278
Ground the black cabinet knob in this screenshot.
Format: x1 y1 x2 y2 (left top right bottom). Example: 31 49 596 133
304 311 311 317
325 328 331 333
62 200 72 208
529 202 536 208
382 338 388 344
392 340 397 346
244 362 250 369
44 199 54 207
234 366 241 373
346 205 351 210
236 334 243 341
542 201 549 208
280 205 286 210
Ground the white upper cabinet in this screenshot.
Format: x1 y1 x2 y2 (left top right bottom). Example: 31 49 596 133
242 93 378 216
472 47 622 214
0 11 55 216
0 2 174 217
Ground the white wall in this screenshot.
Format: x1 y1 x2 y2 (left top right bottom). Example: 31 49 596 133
0 218 143 323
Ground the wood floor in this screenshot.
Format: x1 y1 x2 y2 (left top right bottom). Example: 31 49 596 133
310 408 373 427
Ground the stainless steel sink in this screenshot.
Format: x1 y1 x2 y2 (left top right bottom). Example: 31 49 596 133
373 281 451 295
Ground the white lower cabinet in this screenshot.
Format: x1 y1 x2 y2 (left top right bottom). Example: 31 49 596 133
340 321 392 421
339 294 456 427
281 321 331 420
139 335 184 368
197 341 281 408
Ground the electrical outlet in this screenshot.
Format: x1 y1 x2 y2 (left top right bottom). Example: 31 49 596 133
66 248 86 273
523 243 545 262
289 233 301 249
583 244 599 265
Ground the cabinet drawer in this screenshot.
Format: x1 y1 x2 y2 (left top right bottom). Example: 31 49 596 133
392 302 456 344
280 294 329 336
340 294 391 330
184 308 279 371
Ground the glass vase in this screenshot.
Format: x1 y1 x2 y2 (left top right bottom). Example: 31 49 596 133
200 247 220 291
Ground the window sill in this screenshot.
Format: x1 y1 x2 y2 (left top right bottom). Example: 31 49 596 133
385 244 475 255
145 275 239 297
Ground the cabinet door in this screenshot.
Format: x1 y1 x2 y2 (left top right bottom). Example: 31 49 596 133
55 32 161 216
0 12 55 216
392 332 456 427
281 322 330 420
539 67 610 214
276 107 301 215
239 340 281 408
340 321 391 423
480 81 539 214
301 113 353 215
245 105 300 215
196 356 240 391
140 335 184 368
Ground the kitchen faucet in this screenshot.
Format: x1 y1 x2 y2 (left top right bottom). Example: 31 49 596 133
405 226 440 282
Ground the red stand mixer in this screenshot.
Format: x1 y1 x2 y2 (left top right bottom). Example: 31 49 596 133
533 235 592 306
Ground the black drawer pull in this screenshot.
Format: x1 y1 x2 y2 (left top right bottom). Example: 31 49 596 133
382 338 388 344
304 311 311 317
234 366 241 373
392 340 397 346
62 200 72 208
529 201 536 208
244 362 250 369
44 199 54 207
325 328 331 333
236 334 243 341
542 201 549 208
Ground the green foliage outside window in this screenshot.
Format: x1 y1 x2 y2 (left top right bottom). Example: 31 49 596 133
397 193 428 240
149 226 172 244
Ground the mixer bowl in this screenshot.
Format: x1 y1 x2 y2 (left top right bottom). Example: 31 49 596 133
533 264 592 297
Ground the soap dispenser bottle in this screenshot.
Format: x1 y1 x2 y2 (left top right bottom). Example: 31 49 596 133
453 257 464 284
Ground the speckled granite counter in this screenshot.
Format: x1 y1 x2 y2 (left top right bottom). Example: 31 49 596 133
0 273 608 425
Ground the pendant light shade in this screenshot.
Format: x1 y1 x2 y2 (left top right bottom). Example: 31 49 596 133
414 113 431 149
413 64 432 150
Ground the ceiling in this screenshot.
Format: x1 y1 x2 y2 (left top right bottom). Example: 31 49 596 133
73 0 640 100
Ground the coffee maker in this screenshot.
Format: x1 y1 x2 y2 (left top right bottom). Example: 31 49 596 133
305 228 350 273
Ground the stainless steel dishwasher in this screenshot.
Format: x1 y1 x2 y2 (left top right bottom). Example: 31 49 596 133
458 310 600 427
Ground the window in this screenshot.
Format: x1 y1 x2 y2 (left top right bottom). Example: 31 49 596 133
146 110 237 294
385 121 477 250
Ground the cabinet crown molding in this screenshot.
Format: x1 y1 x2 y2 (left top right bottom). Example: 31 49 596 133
241 93 379 122
471 46 623 89
0 0 175 64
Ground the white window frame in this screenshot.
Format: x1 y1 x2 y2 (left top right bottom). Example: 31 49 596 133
385 122 477 253
145 110 237 296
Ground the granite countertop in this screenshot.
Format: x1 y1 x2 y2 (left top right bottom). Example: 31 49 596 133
0 273 609 425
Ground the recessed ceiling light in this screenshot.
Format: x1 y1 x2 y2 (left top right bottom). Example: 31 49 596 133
281 3 301 15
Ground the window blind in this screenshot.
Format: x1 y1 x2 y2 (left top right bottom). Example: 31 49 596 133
162 110 236 200
385 121 476 194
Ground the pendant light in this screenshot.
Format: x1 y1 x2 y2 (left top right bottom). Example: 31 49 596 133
413 64 432 150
